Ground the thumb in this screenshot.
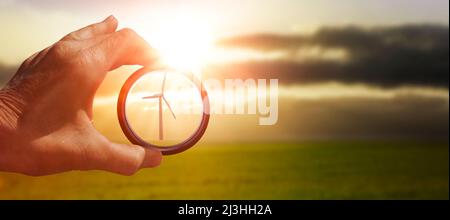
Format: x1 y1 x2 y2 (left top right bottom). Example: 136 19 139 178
97 142 162 175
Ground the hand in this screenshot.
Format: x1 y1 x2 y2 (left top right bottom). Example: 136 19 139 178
0 16 162 176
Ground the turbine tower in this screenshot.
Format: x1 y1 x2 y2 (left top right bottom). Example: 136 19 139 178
142 73 176 140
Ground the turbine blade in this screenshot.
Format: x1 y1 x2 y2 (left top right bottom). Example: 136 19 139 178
161 72 167 93
142 94 162 99
163 96 176 119
159 97 163 140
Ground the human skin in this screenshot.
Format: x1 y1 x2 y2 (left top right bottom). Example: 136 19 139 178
0 16 162 176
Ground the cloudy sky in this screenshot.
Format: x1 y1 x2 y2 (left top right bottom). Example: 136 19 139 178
0 0 448 141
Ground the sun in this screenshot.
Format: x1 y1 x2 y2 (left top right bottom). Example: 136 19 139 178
141 17 213 73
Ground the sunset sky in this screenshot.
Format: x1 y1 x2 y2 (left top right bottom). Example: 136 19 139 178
0 0 448 142
0 0 448 65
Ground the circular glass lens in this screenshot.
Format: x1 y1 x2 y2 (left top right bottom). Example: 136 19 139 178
125 71 204 147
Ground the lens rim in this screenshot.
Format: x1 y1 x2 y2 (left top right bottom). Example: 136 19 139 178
117 67 210 155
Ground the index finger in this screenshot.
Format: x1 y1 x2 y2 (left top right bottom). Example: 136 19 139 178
63 15 118 41
91 28 161 71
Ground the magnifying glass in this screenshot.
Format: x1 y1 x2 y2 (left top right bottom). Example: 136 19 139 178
117 67 210 155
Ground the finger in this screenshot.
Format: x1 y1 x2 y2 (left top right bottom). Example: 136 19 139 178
91 28 160 70
16 45 52 73
97 142 162 176
80 33 113 50
16 51 40 73
28 46 52 67
63 15 118 41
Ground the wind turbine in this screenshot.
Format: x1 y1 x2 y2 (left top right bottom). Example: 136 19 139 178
142 73 176 140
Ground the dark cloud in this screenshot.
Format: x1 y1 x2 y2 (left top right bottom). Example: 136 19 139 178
2 25 448 88
261 95 448 140
279 95 449 139
216 25 449 88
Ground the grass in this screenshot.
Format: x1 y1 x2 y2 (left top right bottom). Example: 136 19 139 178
0 140 448 199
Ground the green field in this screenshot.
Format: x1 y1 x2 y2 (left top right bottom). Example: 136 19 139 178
0 141 448 199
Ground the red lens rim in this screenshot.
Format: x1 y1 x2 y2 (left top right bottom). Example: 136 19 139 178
117 67 210 155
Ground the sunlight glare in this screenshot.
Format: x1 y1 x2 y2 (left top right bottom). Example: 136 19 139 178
144 17 213 73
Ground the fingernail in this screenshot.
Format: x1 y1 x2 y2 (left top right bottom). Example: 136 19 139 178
104 15 115 22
